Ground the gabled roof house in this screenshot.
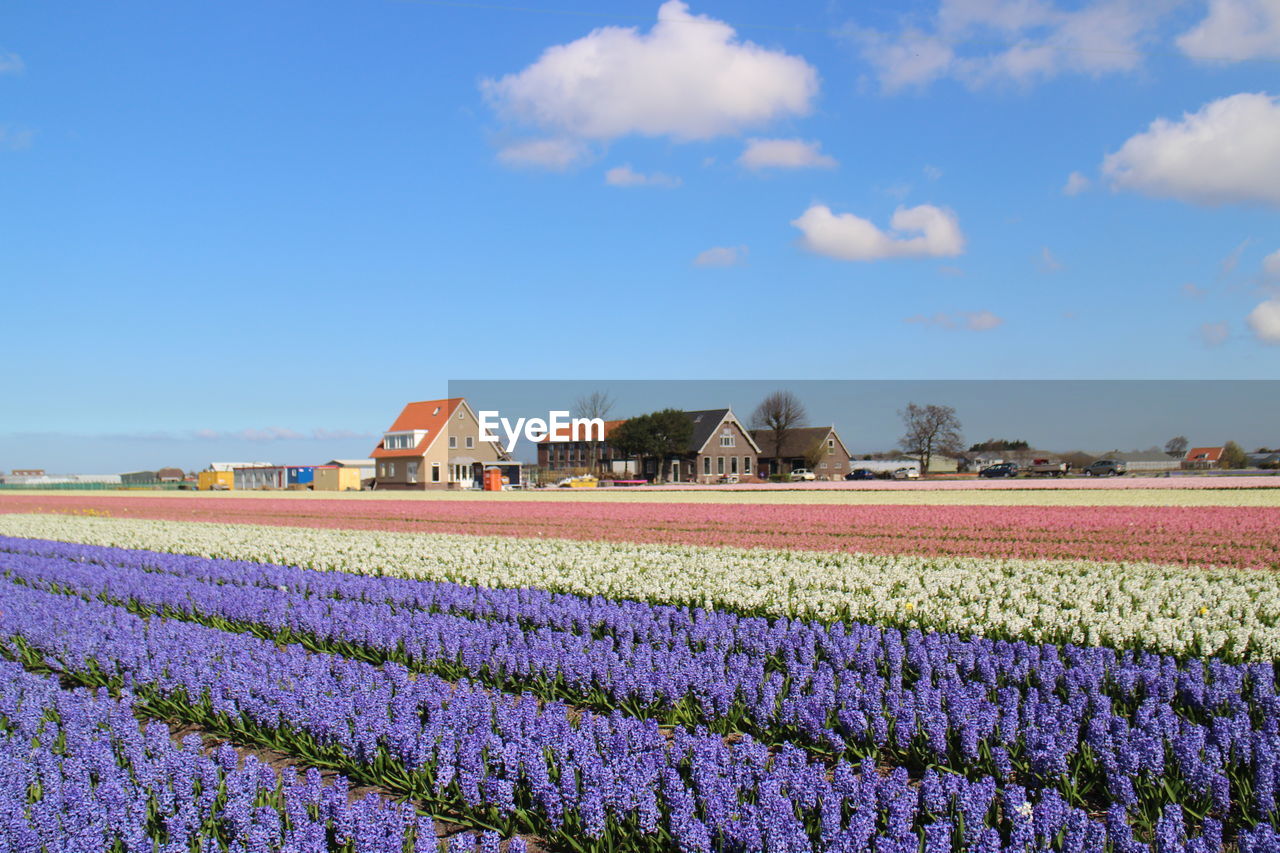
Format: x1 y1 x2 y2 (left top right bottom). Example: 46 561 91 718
1183 446 1225 470
371 398 508 489
752 426 853 480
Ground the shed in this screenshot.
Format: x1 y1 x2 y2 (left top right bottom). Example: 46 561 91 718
313 466 363 491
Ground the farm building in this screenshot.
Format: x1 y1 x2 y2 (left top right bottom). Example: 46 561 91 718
313 465 363 491
156 468 186 483
323 459 375 481
233 465 319 490
1110 449 1183 472
197 470 233 490
120 471 158 486
200 462 272 491
752 426 853 480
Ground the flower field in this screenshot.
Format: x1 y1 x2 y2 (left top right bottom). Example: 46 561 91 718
2 493 1279 569
0 498 1278 851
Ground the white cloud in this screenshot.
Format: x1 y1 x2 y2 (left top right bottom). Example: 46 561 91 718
0 52 23 75
1178 0 1280 61
905 310 1004 330
1039 246 1065 272
1102 93 1280 207
1220 239 1251 275
604 164 681 187
849 26 956 91
1264 249 1280 280
738 138 837 170
1200 321 1230 346
496 138 588 170
791 203 965 261
190 426 372 442
1063 171 1091 195
849 0 1165 92
1247 299 1280 343
693 245 748 267
482 1 817 148
0 124 33 152
923 164 943 180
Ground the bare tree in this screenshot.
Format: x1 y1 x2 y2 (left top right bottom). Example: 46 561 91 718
751 390 807 478
1164 435 1189 459
898 403 963 475
575 390 615 475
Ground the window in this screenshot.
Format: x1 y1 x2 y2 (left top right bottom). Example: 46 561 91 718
457 410 464 419
717 456 725 475
388 462 396 477
703 457 711 476
431 463 440 483
449 436 457 448
730 456 738 475
378 463 385 478
720 429 735 447
743 456 752 475
407 461 419 483
828 438 835 454
820 462 828 469
432 407 440 415
465 436 474 448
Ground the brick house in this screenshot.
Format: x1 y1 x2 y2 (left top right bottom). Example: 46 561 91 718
371 398 508 489
752 426 853 480
538 408 761 483
659 408 761 484
536 419 630 475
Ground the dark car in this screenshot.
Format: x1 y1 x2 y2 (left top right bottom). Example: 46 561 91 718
979 462 1019 478
845 468 877 481
1084 459 1127 477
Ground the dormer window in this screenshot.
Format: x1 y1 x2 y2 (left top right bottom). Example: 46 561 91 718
384 429 428 451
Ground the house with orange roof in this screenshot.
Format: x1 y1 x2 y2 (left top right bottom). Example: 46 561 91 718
371 398 509 489
1182 446 1225 470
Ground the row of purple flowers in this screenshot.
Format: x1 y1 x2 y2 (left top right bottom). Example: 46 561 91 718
0 657 509 852
0 535 1274 844
0 537 1266 850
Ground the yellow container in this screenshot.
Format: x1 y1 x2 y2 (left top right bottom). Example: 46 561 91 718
198 471 233 491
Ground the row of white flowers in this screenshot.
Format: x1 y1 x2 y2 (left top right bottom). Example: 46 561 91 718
1 513 1276 660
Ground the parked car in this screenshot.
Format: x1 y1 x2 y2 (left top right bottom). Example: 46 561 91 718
845 468 877 481
891 467 919 480
979 462 1019 478
1084 459 1127 477
789 469 816 481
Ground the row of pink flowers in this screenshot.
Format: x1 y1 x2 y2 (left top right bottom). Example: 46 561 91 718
636 474 1280 490
4 494 1278 569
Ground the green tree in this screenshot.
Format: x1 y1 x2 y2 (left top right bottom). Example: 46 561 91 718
1221 441 1248 469
609 410 693 482
609 414 653 475
647 409 694 482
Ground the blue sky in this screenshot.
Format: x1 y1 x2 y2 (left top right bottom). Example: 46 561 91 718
2 0 1279 471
